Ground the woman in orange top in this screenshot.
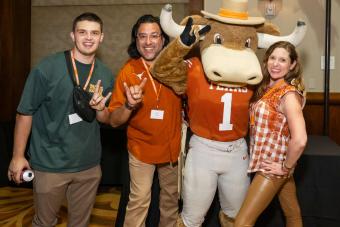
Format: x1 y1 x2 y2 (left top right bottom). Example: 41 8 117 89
235 41 307 227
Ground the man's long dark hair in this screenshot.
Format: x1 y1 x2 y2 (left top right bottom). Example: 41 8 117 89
127 14 170 59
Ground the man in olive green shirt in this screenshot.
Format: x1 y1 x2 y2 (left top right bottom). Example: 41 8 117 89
7 12 113 227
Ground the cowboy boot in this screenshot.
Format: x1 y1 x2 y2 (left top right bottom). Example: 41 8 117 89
176 215 186 227
219 211 235 227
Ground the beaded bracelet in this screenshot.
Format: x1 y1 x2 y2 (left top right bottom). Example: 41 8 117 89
282 162 294 171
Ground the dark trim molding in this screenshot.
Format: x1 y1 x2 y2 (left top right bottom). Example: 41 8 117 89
306 92 340 105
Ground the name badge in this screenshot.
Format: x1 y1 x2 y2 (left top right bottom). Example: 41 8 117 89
150 109 164 120
69 113 83 124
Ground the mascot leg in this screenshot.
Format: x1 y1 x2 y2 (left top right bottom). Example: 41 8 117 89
218 138 250 227
219 211 235 227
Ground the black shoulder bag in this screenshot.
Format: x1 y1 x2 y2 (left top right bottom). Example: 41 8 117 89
64 50 96 122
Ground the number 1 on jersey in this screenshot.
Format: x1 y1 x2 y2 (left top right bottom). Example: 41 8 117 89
219 93 233 131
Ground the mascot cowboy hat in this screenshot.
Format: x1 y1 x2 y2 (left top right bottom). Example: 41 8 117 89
201 0 265 25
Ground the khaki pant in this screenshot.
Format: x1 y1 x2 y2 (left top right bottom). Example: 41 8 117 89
32 165 101 227
234 172 302 227
124 153 178 227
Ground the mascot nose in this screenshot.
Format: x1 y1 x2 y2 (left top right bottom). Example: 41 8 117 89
248 75 257 81
246 74 262 85
213 71 222 78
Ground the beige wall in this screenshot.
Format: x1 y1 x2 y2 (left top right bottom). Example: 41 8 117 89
204 0 340 92
31 0 189 75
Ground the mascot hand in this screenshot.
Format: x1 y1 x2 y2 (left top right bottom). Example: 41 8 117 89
180 17 211 46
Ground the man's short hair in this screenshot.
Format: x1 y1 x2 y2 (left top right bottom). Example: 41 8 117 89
73 12 103 32
128 14 170 59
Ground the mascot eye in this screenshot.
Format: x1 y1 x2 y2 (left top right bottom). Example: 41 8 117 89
213 33 223 44
245 38 251 48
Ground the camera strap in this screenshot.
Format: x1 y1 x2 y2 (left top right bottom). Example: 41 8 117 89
64 50 77 87
64 50 95 90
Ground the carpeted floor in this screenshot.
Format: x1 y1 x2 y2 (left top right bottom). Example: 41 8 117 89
0 186 121 227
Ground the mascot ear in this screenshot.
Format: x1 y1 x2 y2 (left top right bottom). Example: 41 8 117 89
180 15 211 26
256 22 280 36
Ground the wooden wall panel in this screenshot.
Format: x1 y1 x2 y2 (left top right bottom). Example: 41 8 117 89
303 105 323 135
304 93 340 145
329 106 340 145
0 0 31 122
0 0 13 122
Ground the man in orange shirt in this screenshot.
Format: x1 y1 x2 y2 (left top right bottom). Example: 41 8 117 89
91 15 181 227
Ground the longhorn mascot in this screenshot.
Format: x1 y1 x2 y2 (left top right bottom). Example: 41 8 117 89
151 1 306 227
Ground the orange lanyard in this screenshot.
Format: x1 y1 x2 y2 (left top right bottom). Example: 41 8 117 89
70 50 95 90
141 58 162 107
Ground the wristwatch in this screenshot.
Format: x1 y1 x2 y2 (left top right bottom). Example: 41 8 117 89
124 101 135 111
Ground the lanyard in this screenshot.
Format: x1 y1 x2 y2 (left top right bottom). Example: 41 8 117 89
141 58 162 107
70 50 95 90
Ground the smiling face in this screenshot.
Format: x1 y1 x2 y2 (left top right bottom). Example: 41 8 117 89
136 22 164 65
70 20 103 63
267 47 296 86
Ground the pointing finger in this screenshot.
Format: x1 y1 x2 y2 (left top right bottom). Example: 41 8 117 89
198 25 211 36
95 80 102 94
102 92 112 104
123 82 133 99
184 17 193 32
139 78 147 90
